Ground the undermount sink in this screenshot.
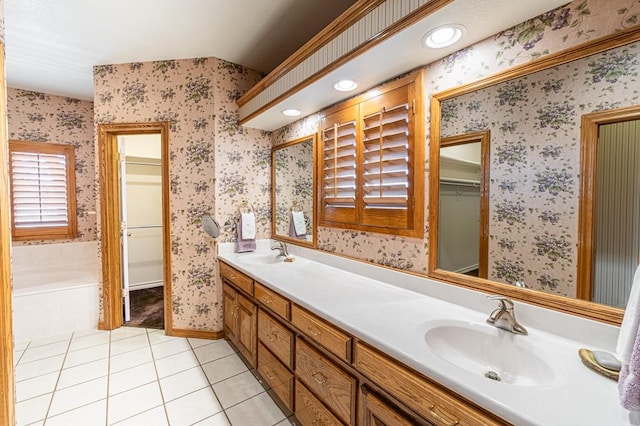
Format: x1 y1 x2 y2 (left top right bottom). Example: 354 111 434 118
424 320 564 387
241 255 283 265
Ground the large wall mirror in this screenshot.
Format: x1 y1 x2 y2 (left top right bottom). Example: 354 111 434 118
429 29 640 324
272 134 316 246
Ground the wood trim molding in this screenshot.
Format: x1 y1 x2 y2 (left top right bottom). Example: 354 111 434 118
0 41 16 426
168 328 224 340
238 0 454 125
577 105 640 302
428 28 640 326
271 134 318 248
98 122 172 332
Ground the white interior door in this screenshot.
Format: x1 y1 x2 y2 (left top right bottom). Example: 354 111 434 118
118 136 131 322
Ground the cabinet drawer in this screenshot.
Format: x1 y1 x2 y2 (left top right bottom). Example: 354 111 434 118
220 262 253 295
258 343 293 411
255 282 290 320
258 309 294 369
292 305 351 362
355 342 505 426
296 338 355 425
295 380 343 426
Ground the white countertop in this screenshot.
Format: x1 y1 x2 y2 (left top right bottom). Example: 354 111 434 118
218 242 640 426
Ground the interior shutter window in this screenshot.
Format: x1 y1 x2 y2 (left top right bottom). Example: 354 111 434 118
9 141 77 240
323 120 357 208
362 102 410 210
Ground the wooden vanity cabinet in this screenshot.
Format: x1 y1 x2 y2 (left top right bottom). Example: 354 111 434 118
222 282 257 367
359 386 422 426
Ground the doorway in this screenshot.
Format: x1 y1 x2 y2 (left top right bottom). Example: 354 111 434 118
578 106 640 308
98 122 171 331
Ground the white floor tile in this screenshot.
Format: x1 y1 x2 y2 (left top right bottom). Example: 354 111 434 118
151 338 191 359
165 387 223 426
109 362 158 396
212 370 265 409
14 340 29 351
15 371 59 402
15 354 65 382
109 346 153 374
68 331 110 352
15 392 51 426
154 349 200 378
14 350 24 366
110 327 147 342
48 376 108 417
72 328 104 338
188 337 218 349
28 333 72 349
113 405 168 425
45 399 107 426
193 340 235 364
201 353 248 384
225 392 286 426
107 382 163 424
57 358 109 390
193 411 231 425
110 334 151 356
64 343 110 368
19 341 69 363
148 330 180 346
159 366 210 402
275 419 294 426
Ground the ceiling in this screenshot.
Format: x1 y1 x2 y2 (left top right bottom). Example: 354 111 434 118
4 0 357 100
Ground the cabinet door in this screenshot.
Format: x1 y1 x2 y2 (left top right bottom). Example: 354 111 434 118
237 292 257 367
223 284 237 340
360 387 416 426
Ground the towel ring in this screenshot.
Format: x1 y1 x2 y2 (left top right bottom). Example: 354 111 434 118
290 199 303 213
237 200 255 215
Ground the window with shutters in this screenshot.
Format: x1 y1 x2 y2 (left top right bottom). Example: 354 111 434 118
318 71 424 237
9 140 78 241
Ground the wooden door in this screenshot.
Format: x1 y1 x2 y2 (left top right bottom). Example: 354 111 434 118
223 284 237 340
236 292 257 366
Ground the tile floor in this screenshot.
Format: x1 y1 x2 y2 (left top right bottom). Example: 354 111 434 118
13 327 293 425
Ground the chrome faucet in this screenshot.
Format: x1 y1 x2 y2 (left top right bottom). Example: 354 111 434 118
271 241 289 257
486 295 528 335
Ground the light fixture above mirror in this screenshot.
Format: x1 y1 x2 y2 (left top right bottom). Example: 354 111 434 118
423 24 465 49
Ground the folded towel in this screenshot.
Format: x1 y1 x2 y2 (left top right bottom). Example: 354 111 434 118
236 215 256 253
618 265 640 364
618 264 640 410
291 211 306 238
241 212 256 239
619 323 640 410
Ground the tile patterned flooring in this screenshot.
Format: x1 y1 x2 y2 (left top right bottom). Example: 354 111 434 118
13 327 292 425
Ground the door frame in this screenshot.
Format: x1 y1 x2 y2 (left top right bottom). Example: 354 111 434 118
577 105 640 301
98 122 172 331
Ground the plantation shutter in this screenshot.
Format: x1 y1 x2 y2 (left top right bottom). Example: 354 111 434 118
9 141 77 240
320 106 357 224
360 84 413 228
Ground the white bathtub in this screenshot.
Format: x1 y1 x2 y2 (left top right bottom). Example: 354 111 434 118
12 242 99 343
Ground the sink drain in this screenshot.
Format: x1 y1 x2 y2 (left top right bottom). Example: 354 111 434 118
484 370 501 381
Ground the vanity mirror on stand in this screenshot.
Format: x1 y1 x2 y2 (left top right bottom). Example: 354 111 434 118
429 28 640 325
271 134 317 247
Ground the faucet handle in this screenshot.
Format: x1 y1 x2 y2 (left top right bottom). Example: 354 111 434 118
486 295 514 310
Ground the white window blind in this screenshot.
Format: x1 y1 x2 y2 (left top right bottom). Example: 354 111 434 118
362 102 410 210
322 120 357 209
9 140 77 240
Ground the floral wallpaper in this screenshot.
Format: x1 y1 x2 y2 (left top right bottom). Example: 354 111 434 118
94 58 271 332
273 0 640 282
273 139 314 237
440 41 640 297
7 88 96 246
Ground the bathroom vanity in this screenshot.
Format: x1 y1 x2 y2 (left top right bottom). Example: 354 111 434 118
218 243 637 426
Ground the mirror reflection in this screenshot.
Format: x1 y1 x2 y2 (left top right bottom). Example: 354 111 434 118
272 135 315 245
435 39 640 308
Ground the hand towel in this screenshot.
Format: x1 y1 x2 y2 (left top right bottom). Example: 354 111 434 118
292 211 306 238
618 264 640 410
241 212 256 239
236 215 256 253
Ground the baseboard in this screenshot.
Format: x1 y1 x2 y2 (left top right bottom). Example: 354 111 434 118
166 328 224 340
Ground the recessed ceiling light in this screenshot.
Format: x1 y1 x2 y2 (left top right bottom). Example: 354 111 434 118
423 24 465 49
334 79 358 92
282 108 301 117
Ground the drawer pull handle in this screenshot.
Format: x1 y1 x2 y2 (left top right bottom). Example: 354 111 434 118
429 404 459 426
265 370 276 381
307 325 322 336
311 371 328 384
268 331 278 342
262 296 272 305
